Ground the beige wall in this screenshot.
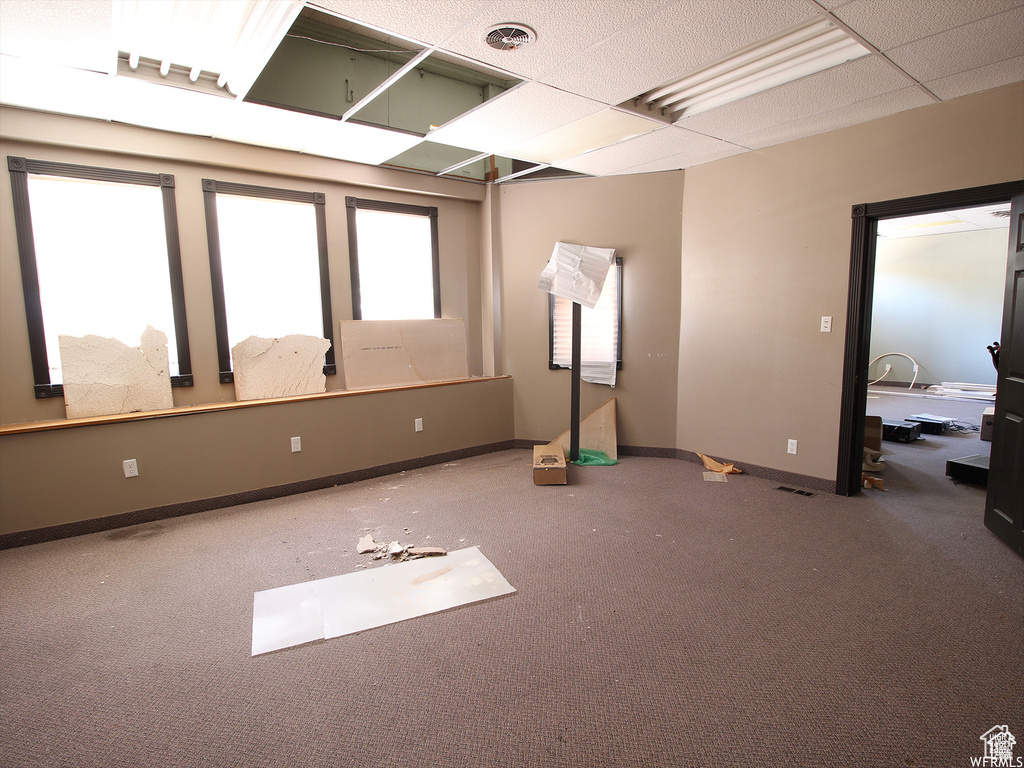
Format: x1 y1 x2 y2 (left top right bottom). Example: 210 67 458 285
496 172 684 449
0 379 514 534
0 108 486 425
675 83 1024 481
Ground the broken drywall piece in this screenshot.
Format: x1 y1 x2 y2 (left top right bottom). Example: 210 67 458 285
696 453 743 475
407 546 447 557
339 319 469 390
550 397 618 460
356 534 377 554
231 334 331 401
59 325 174 419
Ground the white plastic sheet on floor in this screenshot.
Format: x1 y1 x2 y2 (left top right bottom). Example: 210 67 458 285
251 546 515 656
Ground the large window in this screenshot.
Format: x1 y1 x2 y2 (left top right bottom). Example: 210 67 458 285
346 197 440 320
203 179 336 382
7 156 192 398
549 257 622 386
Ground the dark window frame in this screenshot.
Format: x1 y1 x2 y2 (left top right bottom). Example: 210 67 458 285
548 256 623 370
202 178 336 383
7 156 193 399
345 196 441 320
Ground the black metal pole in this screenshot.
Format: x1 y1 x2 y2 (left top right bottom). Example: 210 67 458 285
570 301 582 462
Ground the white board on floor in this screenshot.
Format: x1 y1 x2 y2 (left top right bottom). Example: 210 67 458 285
251 546 514 656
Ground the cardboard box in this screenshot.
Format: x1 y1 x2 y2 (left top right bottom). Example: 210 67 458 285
865 415 883 453
981 407 995 442
533 444 567 485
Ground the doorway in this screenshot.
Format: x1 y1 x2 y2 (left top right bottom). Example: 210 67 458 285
836 180 1024 497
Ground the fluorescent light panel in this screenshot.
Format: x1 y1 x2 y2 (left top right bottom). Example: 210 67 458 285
629 18 871 121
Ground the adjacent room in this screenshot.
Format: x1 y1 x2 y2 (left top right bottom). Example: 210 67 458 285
1 1 1022 766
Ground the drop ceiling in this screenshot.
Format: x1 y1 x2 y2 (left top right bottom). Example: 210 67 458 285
0 0 1021 182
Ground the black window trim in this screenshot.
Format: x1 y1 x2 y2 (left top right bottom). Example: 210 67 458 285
7 156 193 399
345 196 441 320
548 256 623 370
202 178 336 383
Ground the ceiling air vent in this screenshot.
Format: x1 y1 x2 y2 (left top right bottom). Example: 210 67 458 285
483 24 536 51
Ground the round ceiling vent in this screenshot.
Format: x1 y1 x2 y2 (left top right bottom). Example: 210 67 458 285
482 24 536 51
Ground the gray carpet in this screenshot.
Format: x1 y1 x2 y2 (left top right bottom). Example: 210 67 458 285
1 441 1021 768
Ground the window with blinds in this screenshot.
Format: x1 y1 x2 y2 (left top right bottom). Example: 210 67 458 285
548 257 622 386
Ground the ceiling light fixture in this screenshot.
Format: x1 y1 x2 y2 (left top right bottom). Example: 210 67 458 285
624 18 871 122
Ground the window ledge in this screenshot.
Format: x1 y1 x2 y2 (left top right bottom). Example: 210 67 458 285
0 376 511 435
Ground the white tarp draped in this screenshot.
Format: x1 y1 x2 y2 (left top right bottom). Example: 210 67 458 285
538 241 615 310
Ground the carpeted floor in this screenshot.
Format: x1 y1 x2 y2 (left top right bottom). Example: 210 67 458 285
1 435 1021 767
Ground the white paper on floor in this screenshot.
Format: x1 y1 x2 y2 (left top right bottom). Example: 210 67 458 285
251 546 515 656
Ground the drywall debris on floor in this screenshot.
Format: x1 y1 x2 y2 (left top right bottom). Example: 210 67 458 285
59 325 173 419
696 453 743 475
251 546 514 655
231 334 331 401
703 472 728 482
356 535 447 561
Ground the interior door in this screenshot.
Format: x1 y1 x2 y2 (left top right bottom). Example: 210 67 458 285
985 191 1024 555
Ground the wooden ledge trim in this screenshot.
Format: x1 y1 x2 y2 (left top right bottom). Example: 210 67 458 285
0 375 512 436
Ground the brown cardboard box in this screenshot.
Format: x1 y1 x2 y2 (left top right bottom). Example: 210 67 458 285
865 415 883 453
533 444 567 485
981 407 995 442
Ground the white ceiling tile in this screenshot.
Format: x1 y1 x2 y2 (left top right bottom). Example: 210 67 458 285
558 125 740 175
677 55 913 141
438 0 663 82
604 139 748 176
925 55 1024 100
732 86 937 149
0 0 114 73
884 6 1024 82
423 82 606 154
833 0 1023 52
309 0 491 46
540 0 818 104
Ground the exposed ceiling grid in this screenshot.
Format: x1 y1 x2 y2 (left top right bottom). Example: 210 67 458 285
0 0 1021 180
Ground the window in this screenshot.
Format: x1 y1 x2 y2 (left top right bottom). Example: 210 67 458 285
549 257 622 385
7 156 192 398
203 179 336 382
346 197 440 320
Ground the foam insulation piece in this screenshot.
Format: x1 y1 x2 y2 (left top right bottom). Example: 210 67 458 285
251 546 514 655
538 242 615 309
58 325 173 419
340 319 468 390
550 397 618 460
231 335 331 401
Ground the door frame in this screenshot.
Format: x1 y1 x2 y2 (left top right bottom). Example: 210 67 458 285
836 180 1024 496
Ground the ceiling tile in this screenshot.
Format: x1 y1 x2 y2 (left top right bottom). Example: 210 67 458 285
557 125 741 175
833 0 1022 52
310 0 491 46
0 0 113 73
884 6 1024 82
438 0 663 82
540 0 818 104
424 81 606 154
677 55 913 141
731 86 937 149
925 55 1024 100
603 138 748 176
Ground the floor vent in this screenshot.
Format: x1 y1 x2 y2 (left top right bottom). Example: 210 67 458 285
777 486 815 497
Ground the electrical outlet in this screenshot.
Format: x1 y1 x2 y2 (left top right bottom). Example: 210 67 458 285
787 439 798 455
123 459 139 478
820 316 832 333
290 436 301 453
414 418 423 432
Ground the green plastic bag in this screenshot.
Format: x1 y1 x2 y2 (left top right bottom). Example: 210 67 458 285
573 449 618 466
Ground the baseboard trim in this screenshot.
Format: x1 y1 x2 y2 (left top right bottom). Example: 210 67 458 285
2 440 834 549
0 440 517 550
